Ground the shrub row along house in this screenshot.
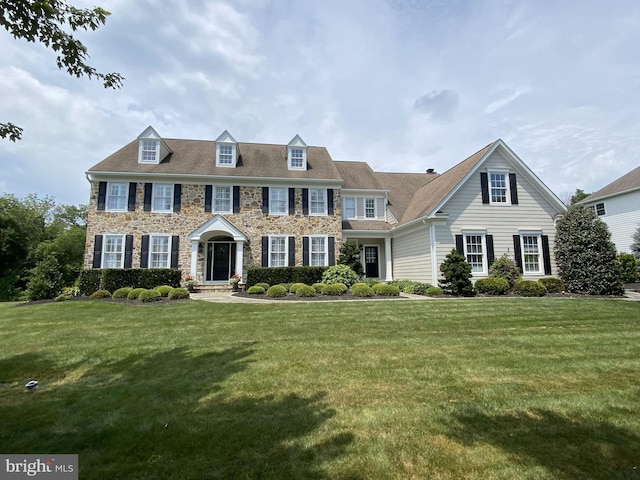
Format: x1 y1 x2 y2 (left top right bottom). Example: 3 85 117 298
84 127 566 286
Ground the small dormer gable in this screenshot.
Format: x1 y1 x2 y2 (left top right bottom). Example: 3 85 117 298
287 134 307 171
137 126 171 165
215 130 238 168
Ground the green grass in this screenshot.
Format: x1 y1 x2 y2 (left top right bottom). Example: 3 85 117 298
0 298 639 479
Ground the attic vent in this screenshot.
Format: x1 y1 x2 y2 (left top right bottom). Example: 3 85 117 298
426 168 436 174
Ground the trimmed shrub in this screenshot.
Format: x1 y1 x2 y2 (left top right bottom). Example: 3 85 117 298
55 294 72 302
322 265 359 288
439 249 474 296
538 277 565 293
112 287 133 299
296 285 317 297
77 269 101 296
373 283 400 296
90 289 111 299
26 255 64 301
489 254 522 288
350 283 374 297
363 278 379 288
475 277 510 295
247 286 265 295
127 288 146 300
289 282 308 294
322 283 347 296
246 266 328 288
337 240 365 277
277 283 292 292
255 282 270 290
154 285 173 297
426 286 444 296
513 280 547 297
616 253 639 283
312 283 326 293
77 268 182 295
168 288 190 300
138 289 161 302
267 285 287 298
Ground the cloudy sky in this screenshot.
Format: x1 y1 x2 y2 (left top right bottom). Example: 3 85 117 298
1 0 639 206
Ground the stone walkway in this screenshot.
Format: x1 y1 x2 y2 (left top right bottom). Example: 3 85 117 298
190 290 640 304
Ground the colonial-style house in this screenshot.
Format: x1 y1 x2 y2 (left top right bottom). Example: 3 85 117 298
84 127 566 286
580 165 640 253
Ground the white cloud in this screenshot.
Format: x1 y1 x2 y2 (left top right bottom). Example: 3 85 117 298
485 86 532 114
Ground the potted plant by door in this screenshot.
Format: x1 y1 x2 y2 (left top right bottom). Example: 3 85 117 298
183 274 197 292
229 274 242 292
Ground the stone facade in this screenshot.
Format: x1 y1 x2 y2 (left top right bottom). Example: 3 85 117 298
85 182 343 283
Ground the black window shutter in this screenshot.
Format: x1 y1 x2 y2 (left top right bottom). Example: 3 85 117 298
328 237 335 266
302 189 309 215
328 189 334 215
541 235 552 275
97 182 107 210
172 184 182 212
124 235 133 268
127 183 137 211
233 186 240 213
171 235 180 269
288 188 295 215
204 185 212 212
92 235 103 268
486 234 495 267
302 236 309 266
455 234 464 254
480 173 489 204
288 236 295 266
140 235 150 268
143 183 152 211
513 235 523 271
509 173 519 205
261 236 269 267
262 187 269 214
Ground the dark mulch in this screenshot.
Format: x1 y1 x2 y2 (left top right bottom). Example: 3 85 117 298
232 292 407 301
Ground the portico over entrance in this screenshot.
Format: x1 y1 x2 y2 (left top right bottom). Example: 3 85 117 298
188 215 247 284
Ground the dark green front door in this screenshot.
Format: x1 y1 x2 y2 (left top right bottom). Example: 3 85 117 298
206 241 235 282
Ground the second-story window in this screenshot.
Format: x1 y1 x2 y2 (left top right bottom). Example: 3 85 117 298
152 184 173 212
107 183 127 211
365 198 376 218
310 189 327 215
214 186 232 213
343 197 356 219
270 188 287 215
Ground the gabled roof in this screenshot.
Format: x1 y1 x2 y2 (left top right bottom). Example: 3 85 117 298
582 164 640 202
372 171 438 222
334 161 385 190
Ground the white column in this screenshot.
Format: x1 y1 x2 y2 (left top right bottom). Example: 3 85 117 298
235 241 244 279
190 240 198 277
385 236 393 281
430 223 438 286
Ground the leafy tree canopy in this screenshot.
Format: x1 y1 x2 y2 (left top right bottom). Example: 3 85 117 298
0 0 124 140
569 188 590 205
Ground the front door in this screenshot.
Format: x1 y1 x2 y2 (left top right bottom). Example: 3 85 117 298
364 246 379 278
205 241 235 282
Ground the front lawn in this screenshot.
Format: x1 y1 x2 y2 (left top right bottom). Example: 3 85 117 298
0 298 638 479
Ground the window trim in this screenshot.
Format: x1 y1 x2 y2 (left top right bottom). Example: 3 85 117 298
462 231 487 276
212 185 233 213
364 197 377 219
520 232 543 275
139 139 160 164
309 188 327 216
288 147 307 170
343 197 356 219
309 235 328 267
151 183 174 213
106 182 128 212
102 234 125 269
148 234 171 269
268 235 288 267
588 202 606 216
269 187 288 215
216 143 236 167
488 170 511 206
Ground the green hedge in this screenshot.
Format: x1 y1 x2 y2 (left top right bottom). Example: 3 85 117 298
77 269 182 295
474 277 510 295
246 266 328 287
514 280 547 297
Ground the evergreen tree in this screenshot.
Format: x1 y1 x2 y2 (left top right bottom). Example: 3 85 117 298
337 240 364 277
439 249 474 296
555 205 623 295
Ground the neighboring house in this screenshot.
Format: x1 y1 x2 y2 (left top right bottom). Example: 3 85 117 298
84 127 566 285
580 165 640 253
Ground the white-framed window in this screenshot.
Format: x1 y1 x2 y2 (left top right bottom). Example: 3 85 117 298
520 233 542 274
365 198 376 219
213 186 232 213
310 189 327 215
106 182 128 211
489 171 510 204
102 234 125 268
310 236 328 266
588 202 606 216
269 236 287 267
290 149 304 168
217 144 235 166
140 140 159 163
463 233 486 274
343 197 356 219
270 188 287 215
149 235 170 268
152 184 173 212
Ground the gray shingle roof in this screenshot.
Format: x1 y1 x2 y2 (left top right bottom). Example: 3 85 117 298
584 164 640 202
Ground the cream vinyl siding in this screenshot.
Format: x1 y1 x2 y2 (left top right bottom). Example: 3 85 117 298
391 227 432 282
439 151 559 279
351 197 386 221
584 190 640 253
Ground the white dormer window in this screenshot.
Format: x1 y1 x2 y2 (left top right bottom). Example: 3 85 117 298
215 130 238 167
137 126 171 165
287 134 307 170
